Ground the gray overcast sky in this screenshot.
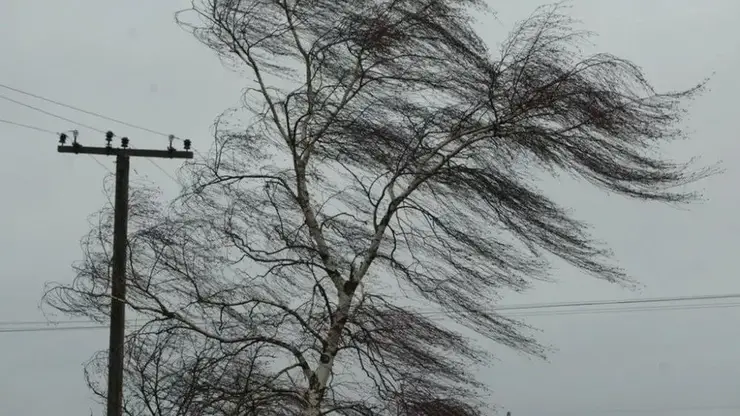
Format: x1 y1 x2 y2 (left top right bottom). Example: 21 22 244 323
1 0 739 415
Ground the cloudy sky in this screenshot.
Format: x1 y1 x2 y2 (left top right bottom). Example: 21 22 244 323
1 0 739 415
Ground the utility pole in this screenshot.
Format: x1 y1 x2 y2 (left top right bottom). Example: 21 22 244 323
57 130 193 416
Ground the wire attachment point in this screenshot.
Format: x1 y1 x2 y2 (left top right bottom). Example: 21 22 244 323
71 130 81 152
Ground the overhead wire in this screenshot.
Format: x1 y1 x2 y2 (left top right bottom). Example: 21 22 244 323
0 87 181 183
0 118 58 134
0 82 203 180
0 114 114 175
491 292 740 311
504 301 740 318
545 402 740 414
0 82 173 138
0 95 173 204
0 93 107 133
0 325 105 334
0 81 201 160
3 293 740 334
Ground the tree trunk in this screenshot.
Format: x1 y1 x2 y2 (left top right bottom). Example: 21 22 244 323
304 290 353 415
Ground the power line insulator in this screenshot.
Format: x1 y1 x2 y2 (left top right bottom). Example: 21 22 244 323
167 134 175 152
121 137 129 148
183 139 191 150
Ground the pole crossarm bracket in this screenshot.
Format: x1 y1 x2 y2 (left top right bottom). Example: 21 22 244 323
57 145 193 159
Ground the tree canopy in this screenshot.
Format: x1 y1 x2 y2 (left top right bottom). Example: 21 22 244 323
45 1 712 415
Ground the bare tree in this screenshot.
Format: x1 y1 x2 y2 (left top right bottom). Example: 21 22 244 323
83 324 302 416
45 1 713 415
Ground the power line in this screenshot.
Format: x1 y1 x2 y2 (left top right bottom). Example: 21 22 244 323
4 294 740 334
0 82 204 170
492 292 740 311
0 82 172 138
547 402 740 414
0 116 114 174
0 92 180 182
0 116 172 218
12 292 740 324
0 325 105 334
1 81 200 187
0 118 58 134
504 301 740 318
0 92 107 133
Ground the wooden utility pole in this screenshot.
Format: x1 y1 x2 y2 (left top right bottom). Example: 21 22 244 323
58 130 193 416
